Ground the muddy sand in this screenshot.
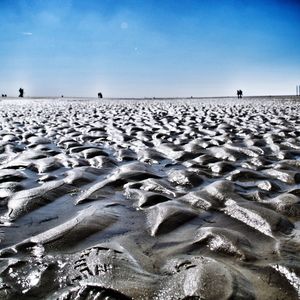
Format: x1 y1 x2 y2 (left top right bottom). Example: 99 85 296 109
0 97 299 299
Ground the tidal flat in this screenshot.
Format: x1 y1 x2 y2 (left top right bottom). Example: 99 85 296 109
0 97 299 299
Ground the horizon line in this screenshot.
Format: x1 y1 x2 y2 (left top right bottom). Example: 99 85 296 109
2 94 300 99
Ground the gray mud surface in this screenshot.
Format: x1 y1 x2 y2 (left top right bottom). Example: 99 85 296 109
0 97 299 299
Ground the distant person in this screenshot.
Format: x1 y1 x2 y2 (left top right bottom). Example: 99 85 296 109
237 90 243 98
19 88 24 98
98 92 103 98
1 94 4 97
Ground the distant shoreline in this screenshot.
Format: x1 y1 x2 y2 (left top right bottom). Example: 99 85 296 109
1 95 300 101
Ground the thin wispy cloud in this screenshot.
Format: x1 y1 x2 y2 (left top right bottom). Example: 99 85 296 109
22 32 33 36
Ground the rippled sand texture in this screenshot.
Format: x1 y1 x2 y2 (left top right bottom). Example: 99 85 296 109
0 97 300 299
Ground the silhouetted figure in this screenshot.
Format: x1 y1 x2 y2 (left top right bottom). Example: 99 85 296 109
98 92 103 98
237 90 243 98
1 94 4 97
19 88 24 98
4 94 7 97
61 95 64 98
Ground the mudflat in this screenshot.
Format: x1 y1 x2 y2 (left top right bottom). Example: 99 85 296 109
0 97 299 299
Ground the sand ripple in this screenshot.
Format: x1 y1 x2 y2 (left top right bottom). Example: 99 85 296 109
0 97 300 299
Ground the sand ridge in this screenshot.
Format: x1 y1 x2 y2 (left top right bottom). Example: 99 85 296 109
0 97 299 299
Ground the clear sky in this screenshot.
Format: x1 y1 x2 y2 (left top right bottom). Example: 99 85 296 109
0 0 300 98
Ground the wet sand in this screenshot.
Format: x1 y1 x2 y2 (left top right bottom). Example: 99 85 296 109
0 97 299 299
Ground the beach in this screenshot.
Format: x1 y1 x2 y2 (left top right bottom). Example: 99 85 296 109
0 96 299 299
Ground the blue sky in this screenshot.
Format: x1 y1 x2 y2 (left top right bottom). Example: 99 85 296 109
0 0 300 97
